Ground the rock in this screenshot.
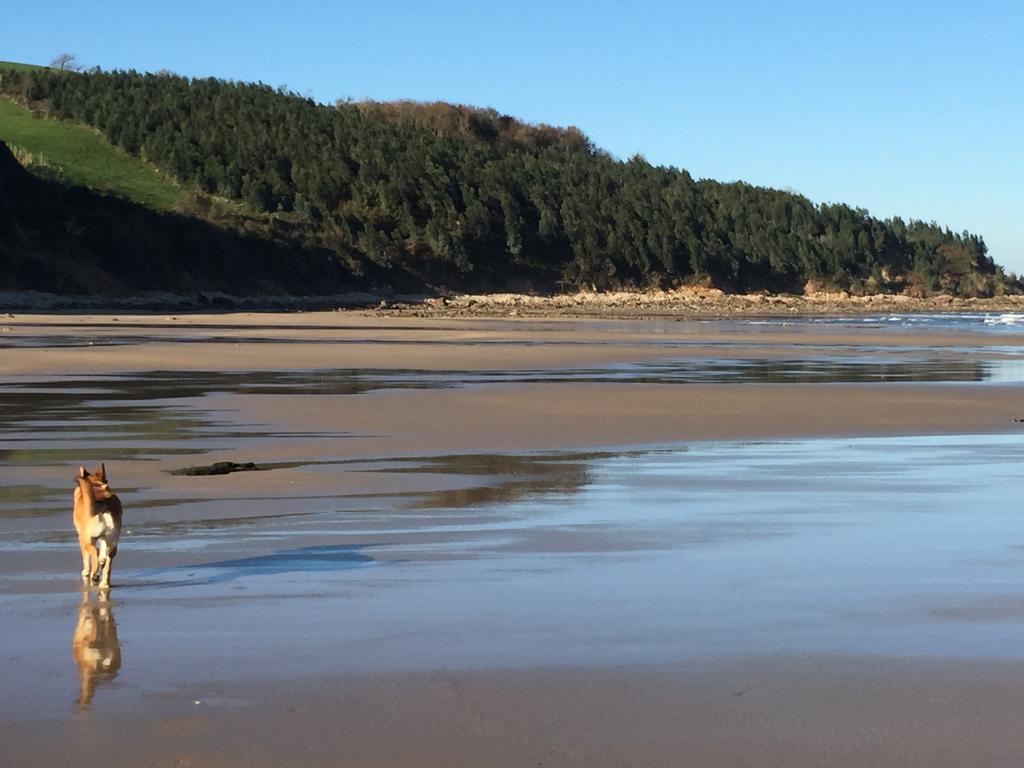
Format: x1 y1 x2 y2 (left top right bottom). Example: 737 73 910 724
170 461 260 476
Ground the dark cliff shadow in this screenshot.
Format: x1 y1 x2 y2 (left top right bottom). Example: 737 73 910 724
71 589 122 710
0 139 364 299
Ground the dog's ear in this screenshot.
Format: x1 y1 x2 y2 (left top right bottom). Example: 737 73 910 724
79 465 88 478
97 463 107 481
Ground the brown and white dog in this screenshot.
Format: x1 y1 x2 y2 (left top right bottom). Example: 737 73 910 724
73 464 123 589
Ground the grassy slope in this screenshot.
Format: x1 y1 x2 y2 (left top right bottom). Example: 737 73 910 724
0 60 45 72
0 95 182 210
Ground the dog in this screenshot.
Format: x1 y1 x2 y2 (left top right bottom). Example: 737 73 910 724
73 464 123 589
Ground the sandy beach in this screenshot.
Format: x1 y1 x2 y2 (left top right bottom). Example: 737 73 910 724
4 311 1024 767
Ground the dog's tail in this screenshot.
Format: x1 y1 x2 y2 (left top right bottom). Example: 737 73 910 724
74 474 97 518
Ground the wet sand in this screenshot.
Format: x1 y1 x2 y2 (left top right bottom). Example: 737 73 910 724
9 658 1024 768
5 312 1024 766
2 314 1023 372
4 312 1024 453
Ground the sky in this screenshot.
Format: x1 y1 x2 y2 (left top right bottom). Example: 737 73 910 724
4 0 1023 271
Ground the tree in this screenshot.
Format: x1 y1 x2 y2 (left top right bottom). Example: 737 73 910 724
50 53 81 72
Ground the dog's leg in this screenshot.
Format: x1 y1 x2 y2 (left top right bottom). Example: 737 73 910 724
86 541 100 584
94 538 108 585
79 542 92 582
99 548 113 590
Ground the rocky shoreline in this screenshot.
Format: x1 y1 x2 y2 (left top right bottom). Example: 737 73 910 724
375 287 1024 319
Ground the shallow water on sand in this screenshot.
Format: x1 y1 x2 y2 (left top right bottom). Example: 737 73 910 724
5 434 1024 716
5 315 1024 719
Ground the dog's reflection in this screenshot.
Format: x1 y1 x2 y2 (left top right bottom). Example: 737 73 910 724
71 590 121 709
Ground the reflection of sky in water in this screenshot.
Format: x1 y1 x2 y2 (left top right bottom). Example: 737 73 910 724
979 357 1024 382
477 435 1024 658
266 433 1024 672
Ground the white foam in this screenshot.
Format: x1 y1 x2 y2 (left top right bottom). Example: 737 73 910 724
983 313 1024 326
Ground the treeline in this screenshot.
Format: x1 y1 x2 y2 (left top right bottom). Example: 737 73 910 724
0 66 1000 295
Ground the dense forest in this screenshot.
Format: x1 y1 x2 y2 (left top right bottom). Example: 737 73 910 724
0 65 1003 297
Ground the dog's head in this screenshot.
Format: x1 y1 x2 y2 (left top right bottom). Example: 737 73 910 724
78 464 113 500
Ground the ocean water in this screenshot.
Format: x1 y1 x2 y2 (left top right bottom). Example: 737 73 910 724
737 312 1024 333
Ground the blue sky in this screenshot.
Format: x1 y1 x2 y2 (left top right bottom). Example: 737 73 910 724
4 1 1022 271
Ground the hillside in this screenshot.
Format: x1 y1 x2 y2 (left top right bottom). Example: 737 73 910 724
0 139 363 298
0 64 1005 300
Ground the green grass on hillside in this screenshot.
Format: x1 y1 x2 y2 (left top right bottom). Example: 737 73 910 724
0 96 182 210
0 60 46 72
